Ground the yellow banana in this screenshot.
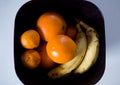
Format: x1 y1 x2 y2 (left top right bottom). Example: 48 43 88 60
48 24 87 79
74 21 99 74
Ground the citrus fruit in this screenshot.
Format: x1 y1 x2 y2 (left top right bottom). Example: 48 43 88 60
46 35 77 64
21 50 41 69
37 12 67 41
20 29 40 49
65 26 77 39
38 43 56 69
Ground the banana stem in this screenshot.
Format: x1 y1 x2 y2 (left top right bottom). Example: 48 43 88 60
75 19 94 31
80 21 92 30
76 24 82 33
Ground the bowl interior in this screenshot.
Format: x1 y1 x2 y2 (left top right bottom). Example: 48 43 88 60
14 0 105 85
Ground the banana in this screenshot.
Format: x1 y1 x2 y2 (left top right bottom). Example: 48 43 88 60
48 24 87 79
74 21 99 74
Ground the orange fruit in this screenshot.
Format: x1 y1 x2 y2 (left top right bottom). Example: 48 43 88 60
65 26 77 39
46 35 77 64
20 29 40 49
37 12 67 41
38 43 56 69
21 50 41 69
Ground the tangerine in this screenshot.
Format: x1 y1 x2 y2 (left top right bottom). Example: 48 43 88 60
46 35 77 64
20 29 40 49
65 26 77 40
37 12 67 41
38 42 56 69
38 43 56 69
21 50 41 69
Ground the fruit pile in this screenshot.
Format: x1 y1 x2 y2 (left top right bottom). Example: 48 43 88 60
20 12 99 79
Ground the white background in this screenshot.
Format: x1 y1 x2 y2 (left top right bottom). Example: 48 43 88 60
0 0 120 85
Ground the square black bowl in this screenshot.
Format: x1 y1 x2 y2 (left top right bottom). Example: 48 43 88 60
14 0 106 85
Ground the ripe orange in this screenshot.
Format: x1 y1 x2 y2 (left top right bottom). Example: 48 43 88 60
38 43 56 69
46 35 77 64
37 12 67 41
65 26 77 40
20 29 40 49
21 50 41 69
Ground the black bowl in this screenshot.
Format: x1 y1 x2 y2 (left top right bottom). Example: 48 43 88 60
14 0 106 85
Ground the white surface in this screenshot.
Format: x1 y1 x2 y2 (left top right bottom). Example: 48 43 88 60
0 0 120 85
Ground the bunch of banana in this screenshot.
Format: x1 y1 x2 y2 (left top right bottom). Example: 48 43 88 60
74 21 99 74
48 20 99 79
48 23 87 79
